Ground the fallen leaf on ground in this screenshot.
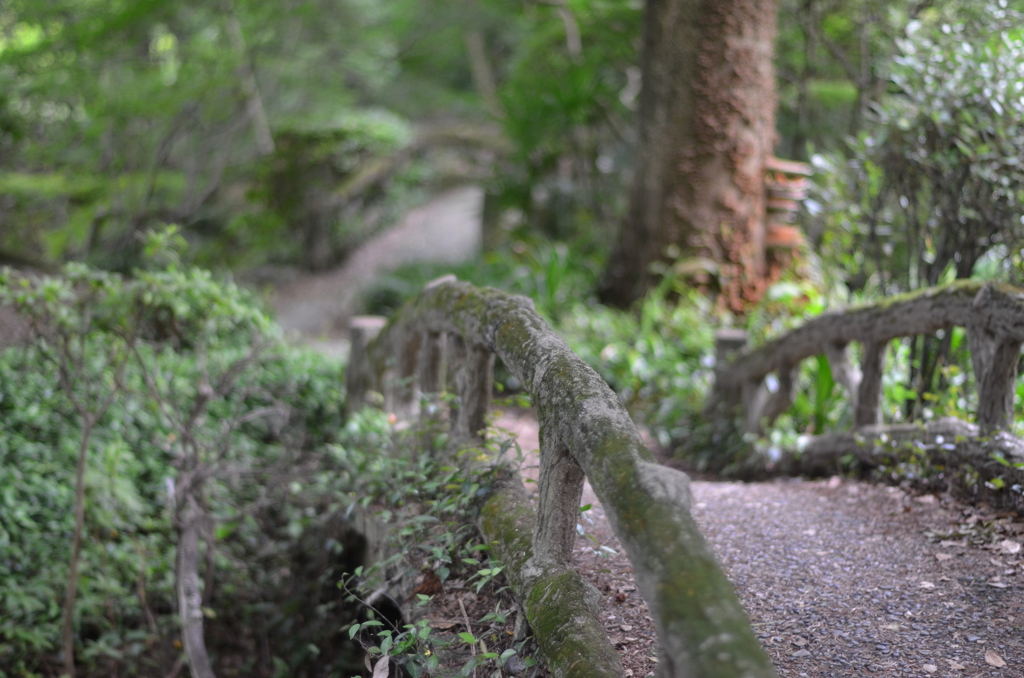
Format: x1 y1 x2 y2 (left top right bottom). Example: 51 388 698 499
935 552 953 561
985 650 1006 667
882 623 900 631
919 581 936 589
916 494 937 504
828 476 842 488
411 568 444 598
998 539 1021 555
922 664 937 674
939 540 964 548
946 658 965 670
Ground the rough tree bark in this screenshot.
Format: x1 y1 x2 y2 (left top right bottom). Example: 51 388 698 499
600 0 779 311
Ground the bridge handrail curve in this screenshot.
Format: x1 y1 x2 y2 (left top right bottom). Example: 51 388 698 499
710 280 1024 434
346 277 776 678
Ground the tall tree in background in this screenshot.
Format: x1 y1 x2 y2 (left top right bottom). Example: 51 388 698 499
600 0 780 310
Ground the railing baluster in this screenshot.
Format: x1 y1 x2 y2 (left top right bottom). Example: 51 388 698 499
448 335 494 443
385 330 422 420
969 324 1022 433
824 341 861 417
532 415 585 568
761 363 798 424
418 331 445 423
709 329 749 423
855 339 887 426
345 315 387 415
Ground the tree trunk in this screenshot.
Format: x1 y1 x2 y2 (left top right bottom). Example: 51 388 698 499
600 0 779 311
177 502 217 678
61 420 96 678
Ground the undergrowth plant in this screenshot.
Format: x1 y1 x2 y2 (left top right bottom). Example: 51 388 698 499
0 227 533 678
337 416 538 678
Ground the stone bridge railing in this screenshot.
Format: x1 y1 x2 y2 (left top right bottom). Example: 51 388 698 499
708 281 1024 491
709 280 1024 436
346 276 777 678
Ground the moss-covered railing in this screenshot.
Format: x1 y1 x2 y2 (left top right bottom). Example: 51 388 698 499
709 280 1024 485
345 276 777 678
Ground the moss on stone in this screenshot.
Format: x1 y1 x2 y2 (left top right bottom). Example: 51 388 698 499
525 570 624 678
478 476 536 592
478 475 625 678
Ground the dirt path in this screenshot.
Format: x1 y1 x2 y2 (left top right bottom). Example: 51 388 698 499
493 409 1024 678
272 185 482 340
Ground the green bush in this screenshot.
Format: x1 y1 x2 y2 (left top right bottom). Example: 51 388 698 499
364 236 602 323
0 228 525 678
0 269 354 676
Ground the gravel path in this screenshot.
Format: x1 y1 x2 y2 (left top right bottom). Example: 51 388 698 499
693 478 1024 677
495 410 1024 678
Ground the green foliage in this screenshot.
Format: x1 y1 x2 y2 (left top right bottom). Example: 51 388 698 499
0 242 355 675
0 0 489 271
559 281 715 446
334 418 534 678
0 231 532 676
796 2 1024 416
493 0 641 245
364 237 603 323
810 3 1024 294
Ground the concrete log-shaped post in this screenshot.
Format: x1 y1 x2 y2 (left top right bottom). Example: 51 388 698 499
419 331 445 393
743 364 798 433
760 363 798 425
345 316 387 415
448 335 494 443
479 476 625 678
418 331 445 424
708 329 749 423
532 414 586 568
968 323 1022 434
824 341 861 416
742 377 767 433
384 330 421 420
446 335 467 434
855 339 887 427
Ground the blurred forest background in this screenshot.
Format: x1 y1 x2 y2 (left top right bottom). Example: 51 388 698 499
4 0 1020 288
4 0 1024 677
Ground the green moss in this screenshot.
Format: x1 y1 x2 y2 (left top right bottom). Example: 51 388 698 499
525 570 623 678
478 478 626 678
478 479 536 586
859 278 982 311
